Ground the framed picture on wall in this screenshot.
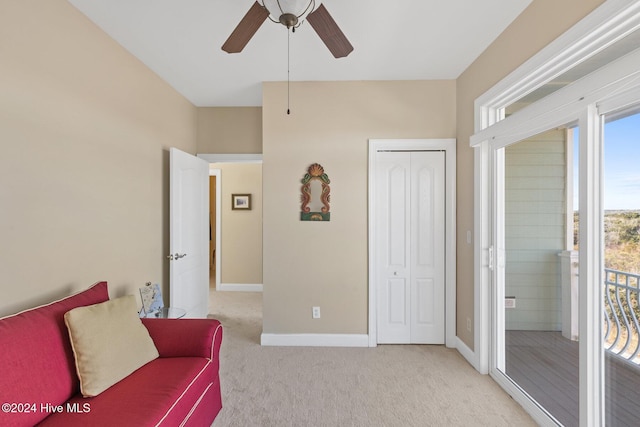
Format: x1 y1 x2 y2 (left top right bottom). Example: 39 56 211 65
232 194 252 210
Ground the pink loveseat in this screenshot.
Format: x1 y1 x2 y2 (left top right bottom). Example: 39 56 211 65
0 282 223 427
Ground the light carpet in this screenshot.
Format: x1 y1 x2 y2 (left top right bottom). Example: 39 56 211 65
209 290 536 427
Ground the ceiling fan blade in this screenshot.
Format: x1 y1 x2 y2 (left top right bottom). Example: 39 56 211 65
221 2 269 54
307 4 353 58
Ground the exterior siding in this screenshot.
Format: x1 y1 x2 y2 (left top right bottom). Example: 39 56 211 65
505 129 567 331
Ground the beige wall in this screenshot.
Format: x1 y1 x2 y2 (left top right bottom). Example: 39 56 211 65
197 107 262 153
211 163 263 284
455 0 605 348
262 80 456 334
2 0 610 352
0 0 197 316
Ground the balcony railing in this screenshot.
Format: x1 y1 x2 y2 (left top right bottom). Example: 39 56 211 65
604 268 640 363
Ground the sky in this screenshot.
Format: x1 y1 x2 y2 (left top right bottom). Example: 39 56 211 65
603 112 640 210
573 111 640 210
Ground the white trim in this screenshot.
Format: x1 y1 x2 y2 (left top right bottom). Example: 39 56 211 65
473 143 490 375
198 153 263 163
492 149 506 373
368 140 377 347
217 283 263 292
471 49 640 148
598 81 640 115
455 337 479 371
261 333 369 347
578 105 605 426
367 139 456 348
489 371 562 427
473 0 640 134
564 128 575 251
209 168 221 292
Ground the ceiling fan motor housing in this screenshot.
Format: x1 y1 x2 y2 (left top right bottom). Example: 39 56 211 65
279 13 298 28
262 0 317 27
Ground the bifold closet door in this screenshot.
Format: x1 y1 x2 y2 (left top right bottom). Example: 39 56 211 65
376 151 445 344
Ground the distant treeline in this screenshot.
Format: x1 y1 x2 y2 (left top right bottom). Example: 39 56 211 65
574 211 640 274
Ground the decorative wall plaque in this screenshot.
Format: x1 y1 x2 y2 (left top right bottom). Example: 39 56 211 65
300 163 330 221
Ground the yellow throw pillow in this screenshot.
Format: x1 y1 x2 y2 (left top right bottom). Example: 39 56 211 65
64 295 159 397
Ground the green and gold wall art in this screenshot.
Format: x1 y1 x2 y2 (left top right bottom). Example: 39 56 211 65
300 163 330 221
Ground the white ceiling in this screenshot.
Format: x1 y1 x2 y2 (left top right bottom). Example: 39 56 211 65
67 0 533 107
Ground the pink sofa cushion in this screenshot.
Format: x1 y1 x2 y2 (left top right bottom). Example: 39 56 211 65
38 357 218 427
0 282 109 427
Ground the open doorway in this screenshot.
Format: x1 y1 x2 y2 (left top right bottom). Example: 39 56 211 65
201 155 263 292
201 154 264 347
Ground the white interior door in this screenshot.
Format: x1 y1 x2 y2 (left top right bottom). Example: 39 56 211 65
376 151 445 344
169 147 209 318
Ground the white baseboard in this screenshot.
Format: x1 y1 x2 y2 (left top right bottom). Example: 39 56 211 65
217 283 263 292
261 333 369 347
456 336 481 372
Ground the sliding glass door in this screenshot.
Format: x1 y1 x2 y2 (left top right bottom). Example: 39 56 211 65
491 101 640 425
473 5 640 424
602 109 640 426
496 126 580 425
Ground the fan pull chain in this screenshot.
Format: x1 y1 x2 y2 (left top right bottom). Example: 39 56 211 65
287 27 291 115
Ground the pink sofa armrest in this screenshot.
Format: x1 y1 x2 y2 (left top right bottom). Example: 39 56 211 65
141 318 223 364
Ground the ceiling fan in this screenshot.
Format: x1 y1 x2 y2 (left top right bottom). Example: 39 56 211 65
222 0 353 58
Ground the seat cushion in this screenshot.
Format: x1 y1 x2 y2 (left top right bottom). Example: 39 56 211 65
0 282 109 427
38 357 218 427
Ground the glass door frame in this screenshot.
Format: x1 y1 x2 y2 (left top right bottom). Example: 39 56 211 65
483 52 640 426
471 5 640 422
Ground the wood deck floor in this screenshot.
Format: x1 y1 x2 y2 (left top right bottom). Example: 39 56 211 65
505 330 640 426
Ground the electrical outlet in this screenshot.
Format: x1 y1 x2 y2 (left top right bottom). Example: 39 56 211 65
466 317 472 332
312 306 321 319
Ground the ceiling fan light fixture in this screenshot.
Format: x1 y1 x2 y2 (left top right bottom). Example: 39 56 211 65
261 0 318 29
